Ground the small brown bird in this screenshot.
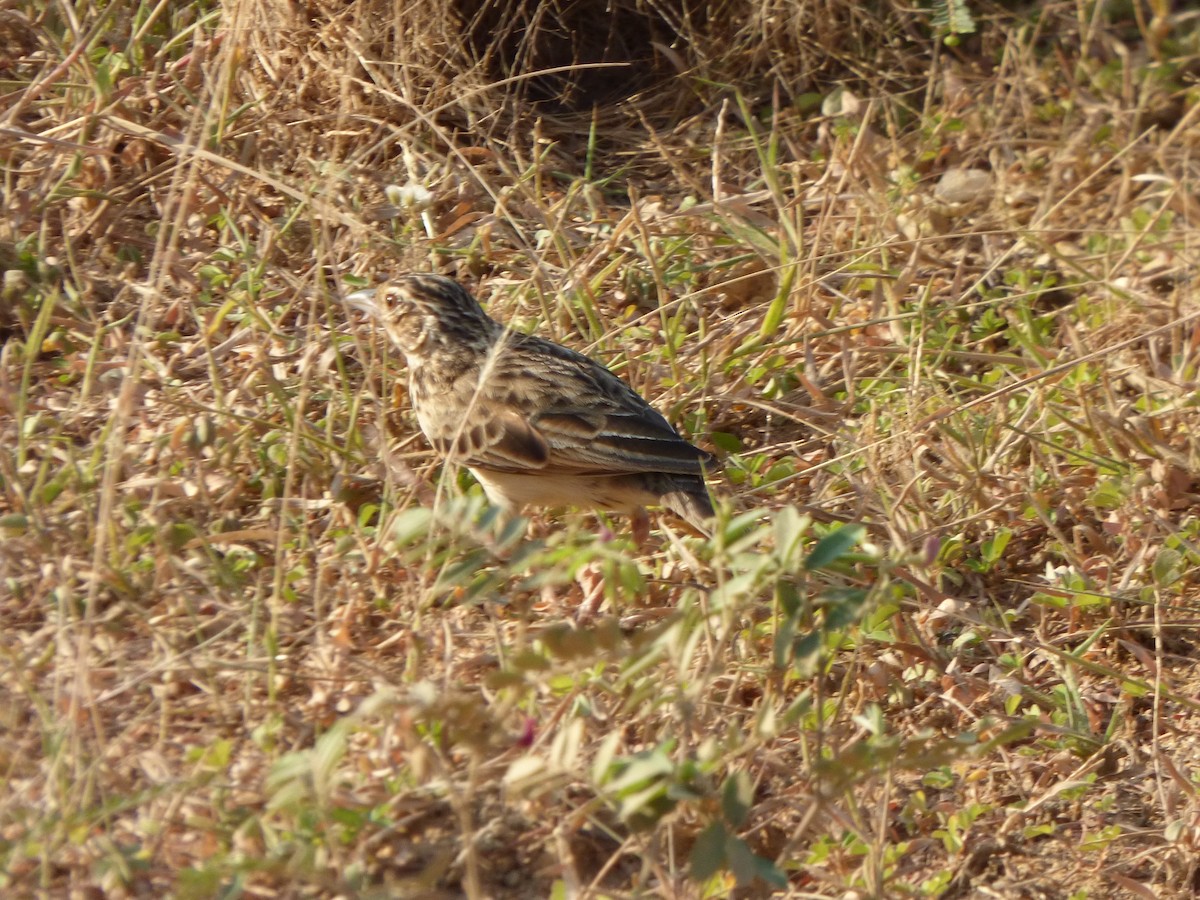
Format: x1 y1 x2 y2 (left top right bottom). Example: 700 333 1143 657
345 274 716 540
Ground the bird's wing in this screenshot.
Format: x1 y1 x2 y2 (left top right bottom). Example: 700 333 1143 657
529 405 711 476
440 335 713 477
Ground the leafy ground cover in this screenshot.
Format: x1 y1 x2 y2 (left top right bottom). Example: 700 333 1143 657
2 1 1200 896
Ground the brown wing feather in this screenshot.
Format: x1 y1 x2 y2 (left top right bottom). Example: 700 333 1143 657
423 330 715 480
427 407 550 470
485 410 551 468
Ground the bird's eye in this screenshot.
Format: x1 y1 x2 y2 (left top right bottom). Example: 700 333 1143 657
382 291 417 318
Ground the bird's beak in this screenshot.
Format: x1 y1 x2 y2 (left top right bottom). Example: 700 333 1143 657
344 288 379 317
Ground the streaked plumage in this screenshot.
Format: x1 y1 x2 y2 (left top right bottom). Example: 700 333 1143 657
345 274 715 534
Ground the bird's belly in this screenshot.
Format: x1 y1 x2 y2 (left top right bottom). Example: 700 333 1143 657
470 468 656 513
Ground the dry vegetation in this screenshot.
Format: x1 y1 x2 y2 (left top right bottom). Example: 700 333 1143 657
3 0 1200 896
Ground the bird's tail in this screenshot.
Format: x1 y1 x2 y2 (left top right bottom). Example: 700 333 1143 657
661 479 716 535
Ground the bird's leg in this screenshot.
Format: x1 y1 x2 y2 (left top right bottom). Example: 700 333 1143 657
631 507 651 550
573 508 650 621
575 565 606 621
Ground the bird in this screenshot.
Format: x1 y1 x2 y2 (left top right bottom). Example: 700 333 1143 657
344 274 716 542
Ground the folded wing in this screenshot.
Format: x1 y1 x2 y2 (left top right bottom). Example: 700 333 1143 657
443 333 713 477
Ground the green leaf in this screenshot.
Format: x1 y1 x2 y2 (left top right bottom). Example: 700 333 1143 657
176 867 223 900
0 514 29 531
1152 548 1183 585
773 612 797 669
709 431 742 452
388 507 432 545
689 822 727 880
616 781 672 826
775 579 803 618
721 771 754 828
591 732 622 785
725 835 759 885
605 750 673 793
751 854 789 888
981 528 1012 566
772 505 808 566
803 525 864 571
791 630 824 676
822 587 870 629
757 263 795 340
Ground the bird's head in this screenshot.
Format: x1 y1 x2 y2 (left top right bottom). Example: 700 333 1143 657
345 274 497 361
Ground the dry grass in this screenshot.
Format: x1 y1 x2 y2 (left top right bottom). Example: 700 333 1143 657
3 0 1200 896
